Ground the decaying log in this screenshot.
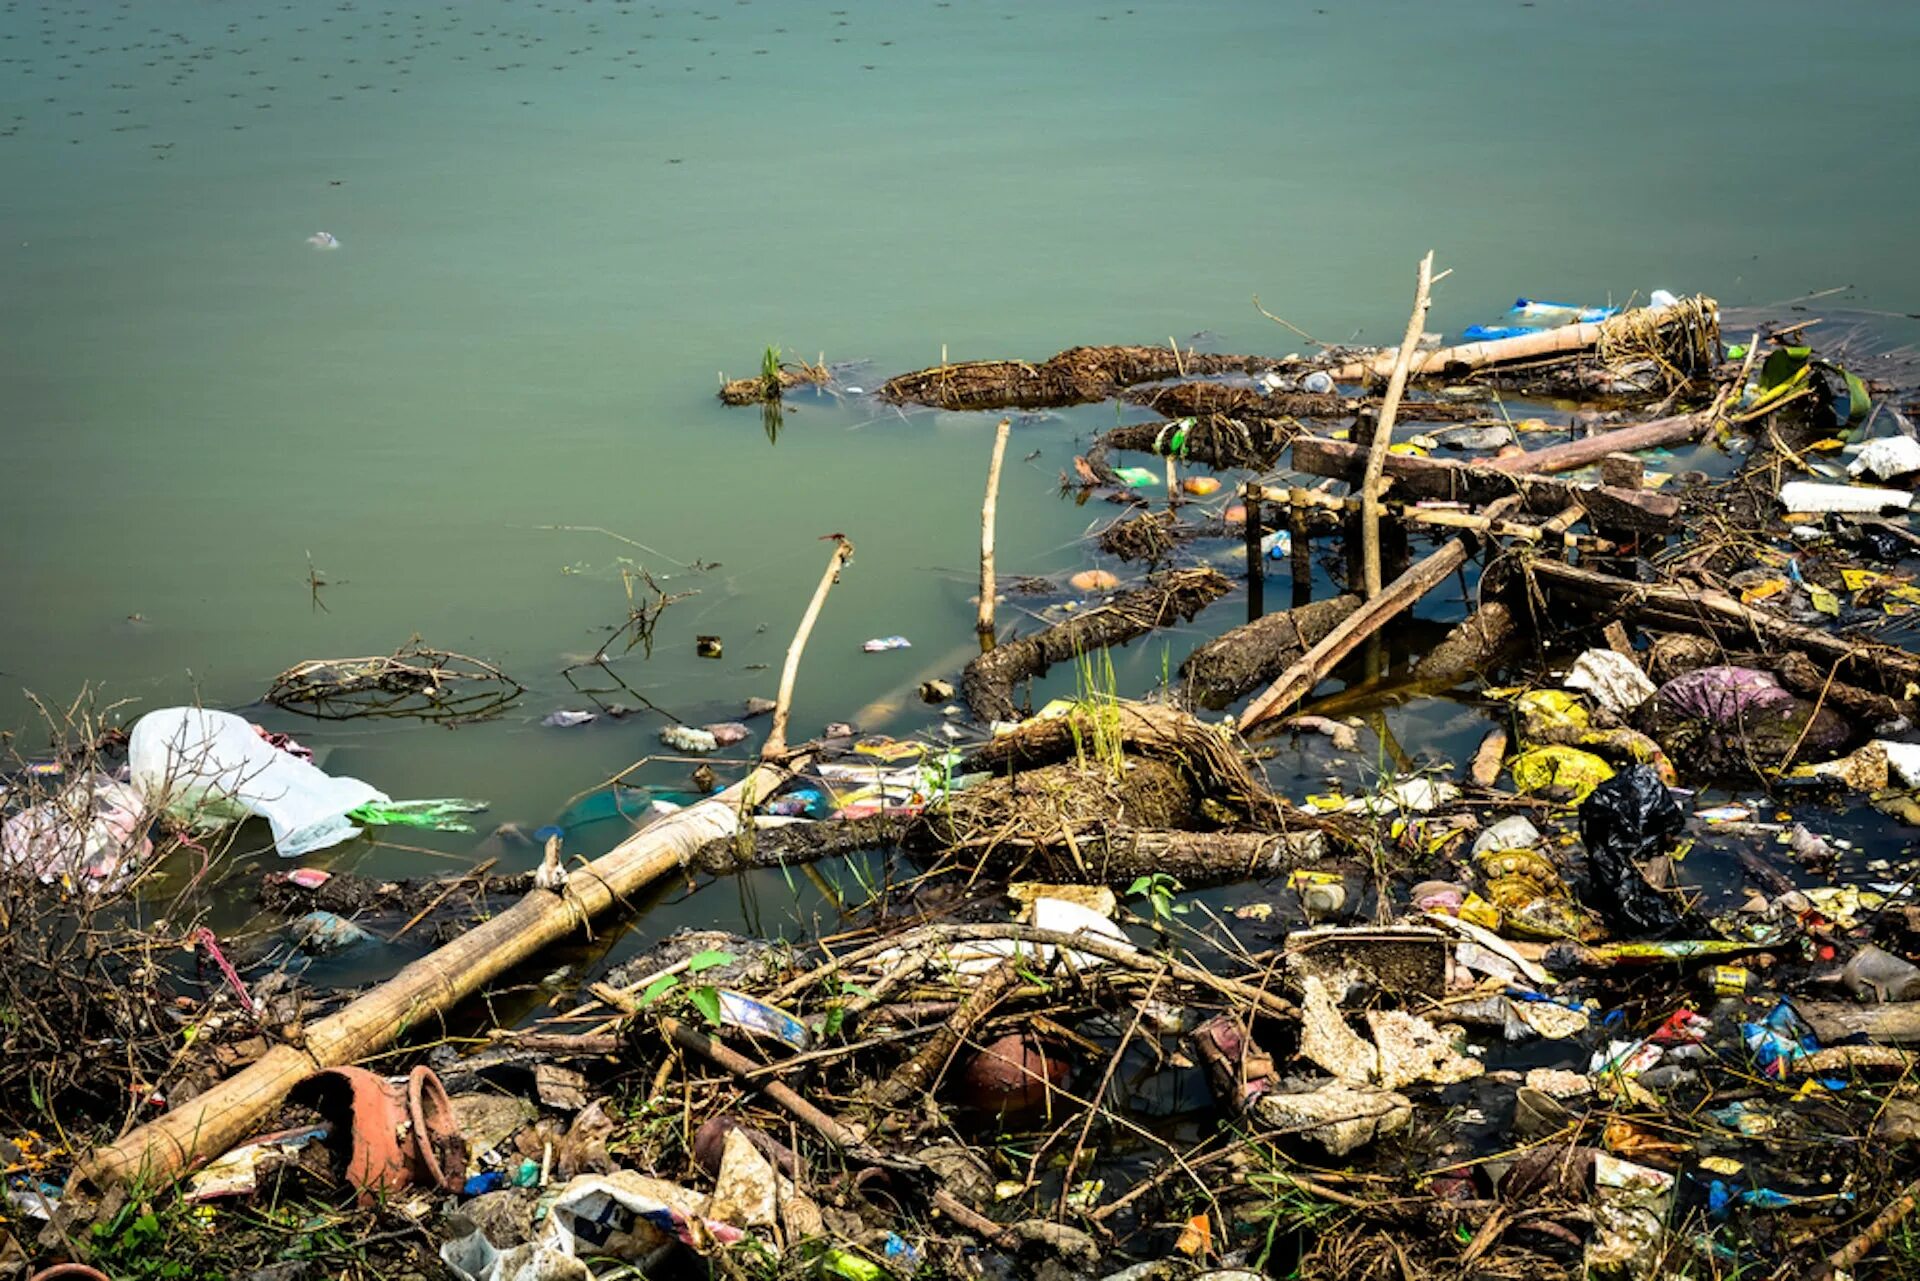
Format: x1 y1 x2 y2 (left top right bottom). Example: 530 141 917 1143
1095 415 1298 471
1796 1001 1920 1046
719 359 830 405
979 825 1330 886
1522 560 1920 699
1239 497 1523 729
879 345 1287 411
1777 650 1917 724
1288 436 1681 531
1121 382 1484 423
959 699 1278 823
1178 595 1364 710
695 814 909 873
962 569 1232 724
1409 598 1523 688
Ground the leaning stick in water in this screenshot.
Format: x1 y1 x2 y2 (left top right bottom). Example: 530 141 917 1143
1359 251 1435 599
765 536 855 757
977 418 1011 642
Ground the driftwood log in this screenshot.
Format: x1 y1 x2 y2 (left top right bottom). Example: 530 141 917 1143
1327 296 1719 386
962 569 1232 723
1094 415 1298 471
1178 595 1363 710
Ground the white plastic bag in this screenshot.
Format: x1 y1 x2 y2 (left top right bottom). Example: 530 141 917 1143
1562 649 1656 717
129 707 387 857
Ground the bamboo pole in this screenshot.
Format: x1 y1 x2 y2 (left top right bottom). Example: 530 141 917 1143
1360 252 1436 600
976 418 1011 642
765 537 854 758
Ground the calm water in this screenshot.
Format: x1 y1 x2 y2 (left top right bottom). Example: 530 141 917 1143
4 0 1919 949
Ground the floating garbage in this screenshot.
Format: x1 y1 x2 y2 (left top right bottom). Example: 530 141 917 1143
861 635 912 653
542 710 596 729
1849 435 1920 482
1778 479 1913 513
0 775 151 888
660 724 719 753
129 707 388 857
295 910 373 954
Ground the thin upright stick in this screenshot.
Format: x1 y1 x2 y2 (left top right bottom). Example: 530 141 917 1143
1242 482 1263 622
977 418 1011 641
766 537 855 757
1359 251 1436 598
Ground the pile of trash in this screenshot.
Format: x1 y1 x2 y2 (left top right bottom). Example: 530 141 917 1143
17 288 1920 1280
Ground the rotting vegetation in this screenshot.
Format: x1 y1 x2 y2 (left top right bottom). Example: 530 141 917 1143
13 270 1920 1281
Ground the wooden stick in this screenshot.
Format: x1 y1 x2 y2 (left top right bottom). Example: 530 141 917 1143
1243 482 1264 621
1239 496 1522 729
765 537 854 757
1360 252 1435 599
977 418 1011 641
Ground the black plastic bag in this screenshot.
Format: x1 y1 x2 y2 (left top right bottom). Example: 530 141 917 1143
1577 764 1692 937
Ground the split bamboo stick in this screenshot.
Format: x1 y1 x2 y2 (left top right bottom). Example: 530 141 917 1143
766 537 854 758
1360 252 1435 599
977 418 1010 641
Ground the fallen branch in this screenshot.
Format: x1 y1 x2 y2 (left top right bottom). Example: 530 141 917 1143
961 568 1232 724
1483 411 1713 476
1327 296 1719 385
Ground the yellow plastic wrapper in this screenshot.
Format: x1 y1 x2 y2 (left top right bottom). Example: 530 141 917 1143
1515 689 1589 731
1509 745 1615 802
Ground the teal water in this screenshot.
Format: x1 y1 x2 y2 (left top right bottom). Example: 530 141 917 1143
3 0 1919 920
